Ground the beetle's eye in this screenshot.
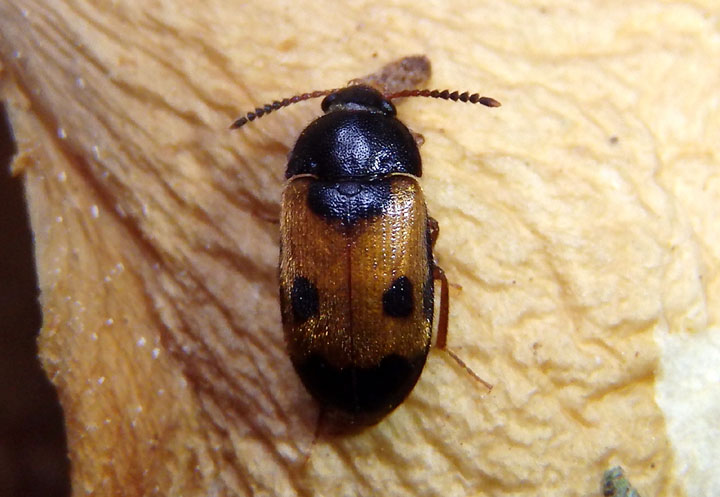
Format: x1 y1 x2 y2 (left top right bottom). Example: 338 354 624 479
321 92 339 112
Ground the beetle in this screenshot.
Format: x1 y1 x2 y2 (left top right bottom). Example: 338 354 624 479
232 79 500 425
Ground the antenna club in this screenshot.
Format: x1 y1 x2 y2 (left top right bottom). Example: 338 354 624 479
386 89 501 108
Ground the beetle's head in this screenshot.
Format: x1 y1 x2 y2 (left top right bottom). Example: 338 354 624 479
320 85 396 116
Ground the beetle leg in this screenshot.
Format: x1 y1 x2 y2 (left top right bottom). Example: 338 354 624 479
429 214 488 388
433 265 493 391
433 265 450 349
430 216 449 348
429 217 463 291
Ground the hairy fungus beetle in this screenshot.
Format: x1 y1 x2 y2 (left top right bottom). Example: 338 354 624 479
232 68 500 425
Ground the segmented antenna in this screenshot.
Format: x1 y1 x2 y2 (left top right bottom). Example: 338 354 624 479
387 89 501 108
230 86 501 130
229 89 340 129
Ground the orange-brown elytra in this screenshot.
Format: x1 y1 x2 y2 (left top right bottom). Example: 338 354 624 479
233 78 500 425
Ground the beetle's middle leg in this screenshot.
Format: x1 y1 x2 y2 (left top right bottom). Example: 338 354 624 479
429 216 492 391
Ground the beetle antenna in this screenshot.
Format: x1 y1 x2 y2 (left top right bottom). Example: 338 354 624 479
230 89 341 129
386 89 501 108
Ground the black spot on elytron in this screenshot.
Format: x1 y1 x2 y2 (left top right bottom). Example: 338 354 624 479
294 352 428 423
307 178 391 226
423 225 435 322
383 276 414 317
291 276 319 324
